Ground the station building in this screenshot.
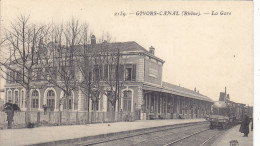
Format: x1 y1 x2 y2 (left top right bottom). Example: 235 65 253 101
4 36 213 120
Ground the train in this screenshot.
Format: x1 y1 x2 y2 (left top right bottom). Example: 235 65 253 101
208 87 252 129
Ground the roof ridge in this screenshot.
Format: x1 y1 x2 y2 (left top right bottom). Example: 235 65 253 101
132 41 149 52
162 81 211 99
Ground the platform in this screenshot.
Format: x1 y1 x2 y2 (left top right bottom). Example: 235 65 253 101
212 123 253 146
0 119 206 146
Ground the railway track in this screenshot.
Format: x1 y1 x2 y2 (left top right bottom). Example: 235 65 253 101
75 121 212 146
164 129 209 146
163 128 223 146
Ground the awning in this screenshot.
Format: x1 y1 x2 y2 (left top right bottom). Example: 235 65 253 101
142 84 213 103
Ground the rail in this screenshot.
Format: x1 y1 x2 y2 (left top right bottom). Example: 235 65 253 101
76 121 209 146
164 128 224 146
164 129 209 146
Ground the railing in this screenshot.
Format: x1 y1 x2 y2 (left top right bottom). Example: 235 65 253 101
0 111 137 129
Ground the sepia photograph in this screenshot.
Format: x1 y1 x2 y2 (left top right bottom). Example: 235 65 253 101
0 0 255 145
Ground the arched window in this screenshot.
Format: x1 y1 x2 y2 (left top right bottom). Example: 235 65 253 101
32 90 39 96
31 90 39 108
7 90 12 103
14 90 19 105
47 90 55 97
123 90 132 112
47 90 55 111
62 92 73 110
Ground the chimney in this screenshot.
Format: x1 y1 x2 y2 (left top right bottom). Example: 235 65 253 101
149 46 155 55
91 35 96 45
225 86 226 95
194 88 196 92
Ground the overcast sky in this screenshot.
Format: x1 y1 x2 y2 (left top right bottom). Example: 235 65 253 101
0 0 253 106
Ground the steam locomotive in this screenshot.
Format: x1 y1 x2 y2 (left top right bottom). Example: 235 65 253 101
208 87 251 129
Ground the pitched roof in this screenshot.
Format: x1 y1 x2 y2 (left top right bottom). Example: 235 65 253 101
99 41 149 53
72 41 164 63
162 81 213 102
73 41 149 53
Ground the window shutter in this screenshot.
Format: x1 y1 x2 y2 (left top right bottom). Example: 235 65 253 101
132 64 136 81
119 65 124 80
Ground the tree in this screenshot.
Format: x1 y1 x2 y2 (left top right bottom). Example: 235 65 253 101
75 24 95 123
101 43 124 113
76 30 109 122
38 18 81 124
76 31 124 114
0 15 48 124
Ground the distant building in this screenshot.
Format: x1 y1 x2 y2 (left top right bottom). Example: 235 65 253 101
4 36 213 120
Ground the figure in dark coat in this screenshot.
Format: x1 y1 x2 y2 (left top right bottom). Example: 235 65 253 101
4 102 20 129
4 102 15 129
6 109 14 129
239 114 250 137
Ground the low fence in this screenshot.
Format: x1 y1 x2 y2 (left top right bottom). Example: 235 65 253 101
140 112 207 120
0 111 138 129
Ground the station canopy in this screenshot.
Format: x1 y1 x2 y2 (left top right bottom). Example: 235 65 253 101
143 82 213 103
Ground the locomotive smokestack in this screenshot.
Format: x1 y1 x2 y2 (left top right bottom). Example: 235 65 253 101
225 86 226 94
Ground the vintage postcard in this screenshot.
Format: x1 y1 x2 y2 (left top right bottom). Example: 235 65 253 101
0 0 254 145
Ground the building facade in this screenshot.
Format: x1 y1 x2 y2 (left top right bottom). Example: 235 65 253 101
5 38 213 120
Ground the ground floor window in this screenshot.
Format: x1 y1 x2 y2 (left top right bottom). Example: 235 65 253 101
64 98 73 110
47 99 55 111
123 90 132 112
14 91 19 105
61 91 74 110
69 99 72 109
31 99 39 108
91 101 99 111
31 90 39 109
47 90 55 111
7 91 12 103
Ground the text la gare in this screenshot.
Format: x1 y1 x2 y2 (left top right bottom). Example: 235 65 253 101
211 11 231 15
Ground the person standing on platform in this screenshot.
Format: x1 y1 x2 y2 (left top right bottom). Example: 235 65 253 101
4 101 15 129
239 112 250 137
